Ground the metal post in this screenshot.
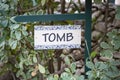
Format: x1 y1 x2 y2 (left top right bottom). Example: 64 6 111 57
109 0 115 3
85 0 92 77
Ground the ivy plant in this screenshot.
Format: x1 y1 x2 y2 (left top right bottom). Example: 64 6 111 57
86 29 120 80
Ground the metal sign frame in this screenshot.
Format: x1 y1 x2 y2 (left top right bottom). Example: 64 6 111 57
14 0 92 77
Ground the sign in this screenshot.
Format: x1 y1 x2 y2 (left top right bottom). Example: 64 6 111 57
115 0 120 6
34 25 81 50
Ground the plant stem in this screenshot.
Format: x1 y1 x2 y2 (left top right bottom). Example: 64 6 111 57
112 74 120 79
61 0 66 14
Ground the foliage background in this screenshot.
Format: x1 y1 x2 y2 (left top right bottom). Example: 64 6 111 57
0 0 120 80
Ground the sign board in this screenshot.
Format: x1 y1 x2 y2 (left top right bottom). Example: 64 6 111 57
34 25 81 50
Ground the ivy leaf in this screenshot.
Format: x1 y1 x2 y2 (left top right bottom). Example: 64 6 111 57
64 68 71 73
94 0 102 4
0 36 5 47
112 40 120 50
95 62 107 70
107 29 117 39
32 0 37 6
111 60 120 66
75 75 84 80
54 74 59 80
70 63 76 73
64 56 70 65
100 75 111 80
38 64 45 74
86 61 94 69
60 72 69 80
100 42 111 49
12 40 17 49
1 20 8 27
100 50 113 59
41 0 46 6
91 51 97 58
9 39 17 49
16 70 22 78
10 24 20 30
15 31 21 40
19 61 24 69
33 55 37 63
86 71 94 80
0 3 9 11
22 30 28 36
32 77 38 80
115 6 120 20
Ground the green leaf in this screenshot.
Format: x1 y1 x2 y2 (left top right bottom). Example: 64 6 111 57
0 41 5 48
111 60 120 66
99 62 107 70
112 40 120 50
86 71 94 80
47 75 54 80
100 42 111 49
70 76 76 80
64 56 70 65
11 40 17 49
94 0 102 4
70 63 76 73
9 39 17 49
41 0 46 6
15 31 21 40
32 0 37 6
75 75 84 80
115 6 120 20
95 62 107 70
19 61 24 69
54 74 59 80
86 61 94 69
1 20 8 27
21 71 27 79
64 68 71 73
32 77 38 80
100 50 113 59
10 24 20 30
38 64 45 74
60 72 69 80
107 29 117 39
91 51 97 58
16 70 22 77
22 30 28 36
33 55 37 63
0 36 5 47
100 75 111 80
0 3 9 11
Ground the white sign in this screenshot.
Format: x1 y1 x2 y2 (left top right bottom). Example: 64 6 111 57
115 0 120 6
34 25 81 50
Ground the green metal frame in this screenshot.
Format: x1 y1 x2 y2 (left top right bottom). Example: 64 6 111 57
109 0 115 3
14 0 92 78
14 0 92 77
